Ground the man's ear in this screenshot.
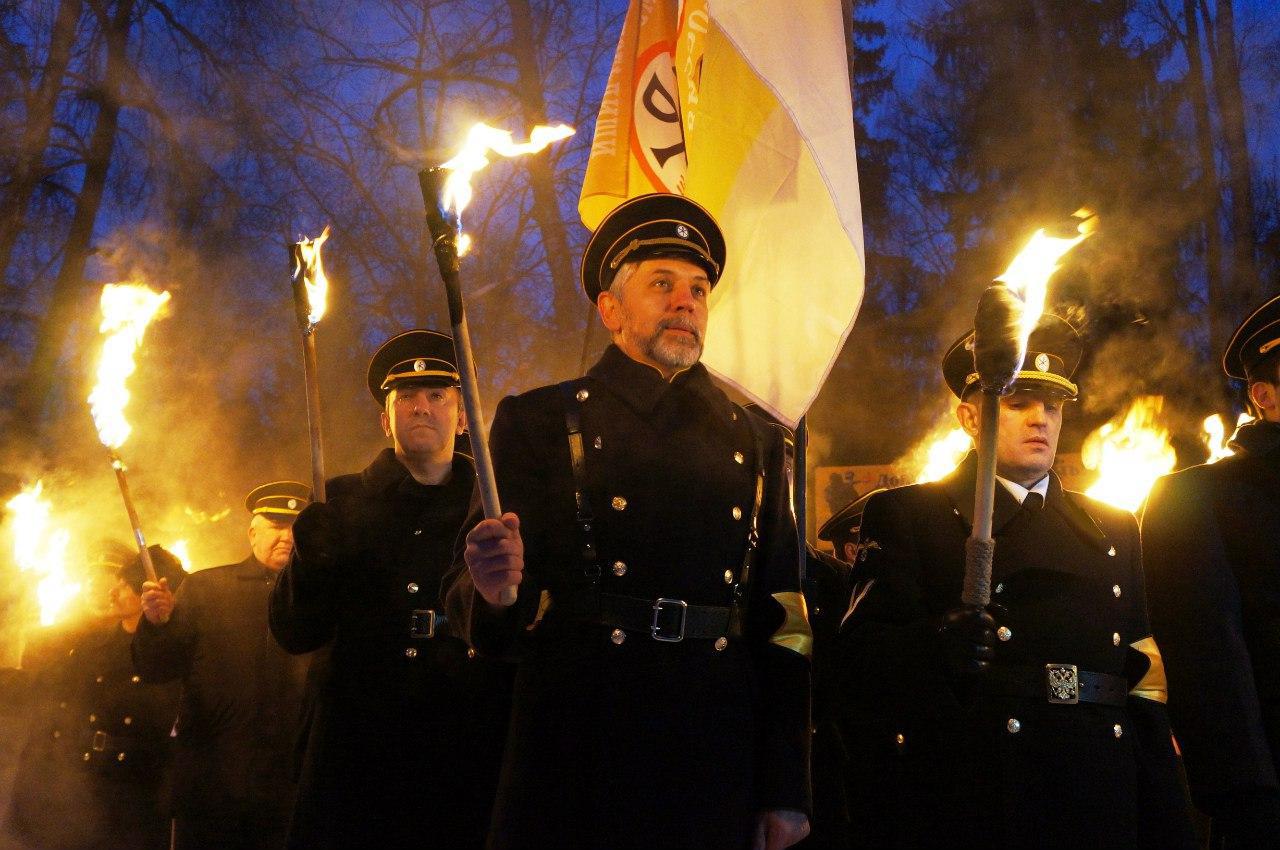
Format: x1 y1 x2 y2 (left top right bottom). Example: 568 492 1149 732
955 399 980 438
1249 380 1277 418
380 408 392 438
455 394 468 435
598 290 623 335
842 541 858 563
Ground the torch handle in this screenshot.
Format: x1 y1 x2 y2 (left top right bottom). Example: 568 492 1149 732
961 391 1001 607
301 332 327 502
111 455 158 583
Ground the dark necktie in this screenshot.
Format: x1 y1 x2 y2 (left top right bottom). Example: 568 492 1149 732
1021 491 1044 512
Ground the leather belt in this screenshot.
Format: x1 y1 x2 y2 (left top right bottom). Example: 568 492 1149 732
592 593 733 642
987 664 1129 707
410 609 446 639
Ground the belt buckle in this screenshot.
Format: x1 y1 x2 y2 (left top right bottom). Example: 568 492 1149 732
410 609 440 640
91 730 107 752
651 598 688 642
1045 663 1080 704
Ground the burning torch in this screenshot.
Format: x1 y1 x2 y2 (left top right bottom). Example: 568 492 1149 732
960 213 1095 607
290 226 331 502
418 122 574 607
89 283 171 583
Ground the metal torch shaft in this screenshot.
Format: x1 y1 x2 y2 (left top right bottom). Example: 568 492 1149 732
110 454 157 582
961 390 1001 607
301 331 327 502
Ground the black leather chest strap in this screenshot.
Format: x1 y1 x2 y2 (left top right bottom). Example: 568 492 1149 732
560 380 601 591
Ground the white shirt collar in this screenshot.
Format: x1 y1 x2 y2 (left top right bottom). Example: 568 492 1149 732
997 474 1049 505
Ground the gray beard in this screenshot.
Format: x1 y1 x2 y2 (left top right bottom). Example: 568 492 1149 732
644 321 702 370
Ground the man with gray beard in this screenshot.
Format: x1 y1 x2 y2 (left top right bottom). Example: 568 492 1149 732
446 193 812 850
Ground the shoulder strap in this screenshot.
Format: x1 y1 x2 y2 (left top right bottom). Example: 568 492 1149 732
559 380 602 594
728 409 766 635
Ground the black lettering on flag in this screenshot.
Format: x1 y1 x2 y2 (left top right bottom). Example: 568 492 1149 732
642 74 685 167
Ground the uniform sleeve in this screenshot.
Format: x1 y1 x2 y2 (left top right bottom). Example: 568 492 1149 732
745 423 812 815
269 500 346 654
131 578 199 683
1115 510 1198 849
444 394 548 658
1141 473 1280 827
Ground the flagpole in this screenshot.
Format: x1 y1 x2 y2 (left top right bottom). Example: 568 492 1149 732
795 416 808 581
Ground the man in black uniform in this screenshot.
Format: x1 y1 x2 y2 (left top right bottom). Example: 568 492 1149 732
133 482 311 850
1143 293 1280 848
7 545 183 850
269 330 510 850
448 194 812 850
835 316 1196 849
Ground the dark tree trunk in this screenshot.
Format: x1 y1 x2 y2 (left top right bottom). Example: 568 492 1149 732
1183 0 1227 357
13 0 135 443
507 0 581 375
0 0 84 281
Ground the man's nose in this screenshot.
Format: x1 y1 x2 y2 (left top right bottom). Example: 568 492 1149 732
1026 403 1049 425
669 283 697 311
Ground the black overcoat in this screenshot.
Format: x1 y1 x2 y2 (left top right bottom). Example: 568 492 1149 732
269 449 511 850
835 453 1196 849
1142 419 1280 837
8 622 178 850
445 345 812 850
132 556 307 830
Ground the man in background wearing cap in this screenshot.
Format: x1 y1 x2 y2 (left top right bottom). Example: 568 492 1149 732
834 316 1194 849
1143 293 1280 849
449 194 812 850
133 482 312 850
269 330 510 849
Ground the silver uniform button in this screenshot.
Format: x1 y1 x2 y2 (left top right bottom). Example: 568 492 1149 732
407 582 419 593
117 752 126 762
575 389 589 402
1112 584 1122 597
612 561 627 577
611 496 627 511
53 731 60 739
1107 546 1116 557
593 436 603 449
724 570 734 585
130 676 140 684
413 529 422 536
404 647 418 658
732 506 743 520
467 648 477 659
734 451 744 464
610 628 626 645
1113 723 1124 738
1007 718 1021 734
1113 632 1122 646
895 733 905 745
123 716 132 726
83 753 91 762
997 626 1012 642
714 637 728 651
994 583 1003 594
89 714 96 723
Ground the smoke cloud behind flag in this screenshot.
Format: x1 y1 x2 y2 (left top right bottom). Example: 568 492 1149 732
580 0 864 427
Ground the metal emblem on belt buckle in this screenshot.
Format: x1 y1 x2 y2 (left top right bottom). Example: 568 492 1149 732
1046 663 1080 704
410 609 439 640
651 598 688 642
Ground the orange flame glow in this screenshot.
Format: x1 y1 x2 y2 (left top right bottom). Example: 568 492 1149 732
6 482 79 627
294 226 331 325
997 211 1096 350
441 122 575 255
909 425 973 484
1082 396 1176 512
88 284 171 449
1204 412 1255 463
169 539 192 571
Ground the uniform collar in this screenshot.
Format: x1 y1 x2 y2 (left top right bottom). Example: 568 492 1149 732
997 474 1049 504
361 447 475 497
1229 419 1280 458
233 554 275 579
587 343 734 422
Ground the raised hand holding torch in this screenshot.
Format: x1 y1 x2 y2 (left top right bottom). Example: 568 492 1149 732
89 283 171 586
418 122 573 607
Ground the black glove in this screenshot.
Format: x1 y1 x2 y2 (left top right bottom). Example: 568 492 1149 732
289 501 348 570
936 605 996 680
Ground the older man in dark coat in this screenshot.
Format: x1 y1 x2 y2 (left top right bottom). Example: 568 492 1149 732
449 194 812 850
133 483 312 850
836 317 1196 849
268 330 510 850
1143 294 1280 849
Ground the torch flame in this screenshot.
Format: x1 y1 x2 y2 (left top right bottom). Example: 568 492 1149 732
88 284 171 449
294 226 331 325
997 210 1097 348
6 481 79 627
440 122 575 255
1082 396 1176 512
170 539 193 571
1204 412 1255 463
909 426 973 484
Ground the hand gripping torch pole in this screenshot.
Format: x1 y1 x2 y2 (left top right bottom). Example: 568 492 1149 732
960 285 1026 608
109 453 158 582
418 166 515 607
289 242 327 503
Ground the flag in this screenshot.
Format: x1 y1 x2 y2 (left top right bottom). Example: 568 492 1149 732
580 0 864 428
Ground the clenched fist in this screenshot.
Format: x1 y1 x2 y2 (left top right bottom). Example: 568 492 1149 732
464 513 524 609
140 577 175 625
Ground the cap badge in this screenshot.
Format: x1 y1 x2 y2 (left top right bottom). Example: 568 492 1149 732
287 499 298 509
676 224 689 239
1035 353 1050 372
413 359 426 372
